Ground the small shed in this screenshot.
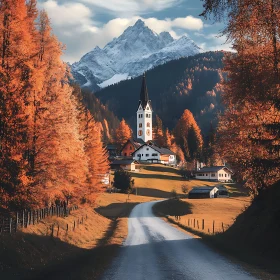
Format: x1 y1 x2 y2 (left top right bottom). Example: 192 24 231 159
110 159 138 171
188 187 214 199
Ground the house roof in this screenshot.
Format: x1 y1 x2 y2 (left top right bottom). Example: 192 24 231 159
189 187 213 194
121 138 145 152
196 166 233 174
110 159 138 165
138 73 152 110
131 143 176 156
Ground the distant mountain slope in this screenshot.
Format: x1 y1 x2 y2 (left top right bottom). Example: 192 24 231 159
95 51 225 134
71 19 201 91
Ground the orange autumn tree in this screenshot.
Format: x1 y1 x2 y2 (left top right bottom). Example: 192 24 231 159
0 0 36 209
115 118 132 149
153 115 166 147
0 2 109 210
174 109 203 161
201 0 280 194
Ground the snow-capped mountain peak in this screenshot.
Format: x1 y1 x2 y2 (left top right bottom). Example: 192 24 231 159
71 19 201 91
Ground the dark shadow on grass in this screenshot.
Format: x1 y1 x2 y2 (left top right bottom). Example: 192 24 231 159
135 188 173 199
153 199 193 217
132 172 183 181
141 165 180 175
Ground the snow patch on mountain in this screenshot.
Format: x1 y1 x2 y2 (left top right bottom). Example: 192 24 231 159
71 19 201 90
98 73 130 88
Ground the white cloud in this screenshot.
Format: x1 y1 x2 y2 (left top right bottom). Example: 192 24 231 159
79 0 180 15
40 1 204 62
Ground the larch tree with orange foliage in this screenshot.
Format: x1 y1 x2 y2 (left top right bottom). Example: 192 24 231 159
153 115 166 147
201 0 280 194
0 2 109 210
0 0 36 209
174 109 203 161
115 118 132 149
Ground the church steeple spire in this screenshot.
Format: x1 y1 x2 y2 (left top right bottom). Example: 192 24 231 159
139 72 150 109
137 72 152 142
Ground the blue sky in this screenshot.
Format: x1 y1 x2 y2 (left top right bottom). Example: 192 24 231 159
38 0 231 63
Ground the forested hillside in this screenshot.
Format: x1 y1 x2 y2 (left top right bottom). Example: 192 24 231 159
75 87 120 143
95 51 225 134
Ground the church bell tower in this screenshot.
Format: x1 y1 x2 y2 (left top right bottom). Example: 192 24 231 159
137 73 153 142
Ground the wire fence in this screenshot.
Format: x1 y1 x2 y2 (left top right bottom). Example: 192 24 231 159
0 205 78 235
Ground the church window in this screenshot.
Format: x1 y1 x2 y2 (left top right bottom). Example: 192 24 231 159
146 114 150 118
147 122 150 127
147 107 149 110
139 123 142 128
146 154 149 157
146 148 149 151
152 153 157 156
137 154 141 157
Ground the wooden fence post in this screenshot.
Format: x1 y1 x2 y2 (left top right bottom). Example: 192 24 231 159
213 220 215 234
73 221 76 231
22 211 25 228
66 224 68 233
222 222 224 233
194 218 196 228
57 224 60 237
16 212 19 232
27 212 30 226
202 219 205 230
9 218 12 234
197 220 199 229
51 224 54 237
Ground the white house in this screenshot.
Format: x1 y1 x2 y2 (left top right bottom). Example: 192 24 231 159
132 143 176 165
195 166 233 182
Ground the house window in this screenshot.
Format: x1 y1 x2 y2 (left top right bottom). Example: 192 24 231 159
139 123 142 128
152 153 157 156
146 148 149 151
146 114 149 118
211 173 215 177
206 174 208 176
137 154 141 157
124 153 127 156
142 154 143 156
146 154 149 157
225 174 227 177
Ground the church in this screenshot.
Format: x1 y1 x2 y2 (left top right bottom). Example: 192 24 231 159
121 73 176 165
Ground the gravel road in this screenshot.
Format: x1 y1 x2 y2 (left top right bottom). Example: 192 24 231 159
101 201 257 280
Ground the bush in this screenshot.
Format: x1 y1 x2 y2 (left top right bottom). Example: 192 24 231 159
181 184 188 194
113 170 134 193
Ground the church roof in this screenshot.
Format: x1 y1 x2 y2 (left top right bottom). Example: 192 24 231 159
139 73 152 110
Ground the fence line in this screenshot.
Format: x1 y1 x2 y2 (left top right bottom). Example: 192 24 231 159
175 216 230 235
0 205 78 235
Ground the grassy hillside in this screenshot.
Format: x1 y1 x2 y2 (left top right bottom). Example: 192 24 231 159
95 51 225 134
211 181 280 276
0 164 252 279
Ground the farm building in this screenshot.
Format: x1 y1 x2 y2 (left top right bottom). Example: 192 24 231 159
110 159 139 171
188 186 229 199
195 166 233 182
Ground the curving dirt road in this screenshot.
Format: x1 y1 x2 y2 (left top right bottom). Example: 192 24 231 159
101 201 257 280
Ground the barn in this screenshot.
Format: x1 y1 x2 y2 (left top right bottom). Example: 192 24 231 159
188 185 229 199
